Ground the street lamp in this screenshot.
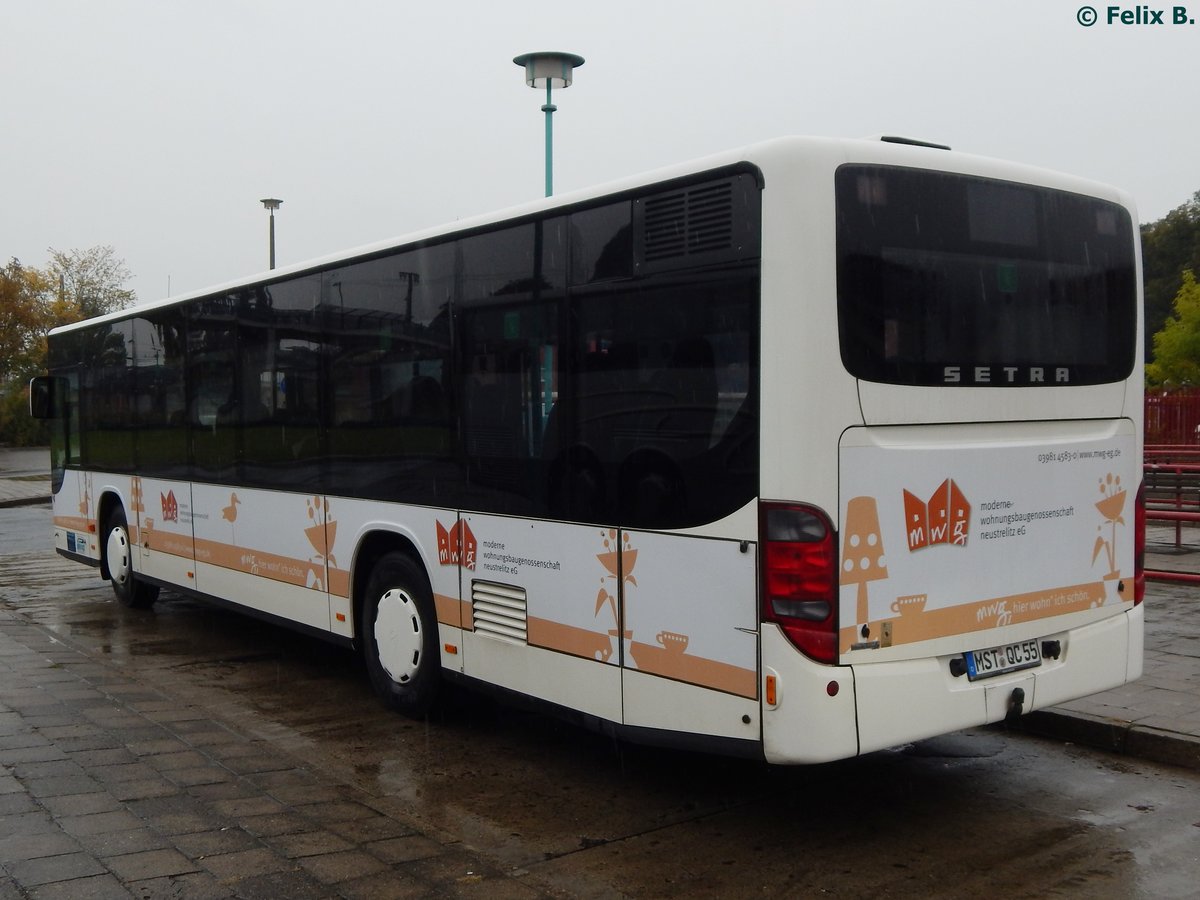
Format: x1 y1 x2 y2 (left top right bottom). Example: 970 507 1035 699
260 198 282 269
512 51 584 198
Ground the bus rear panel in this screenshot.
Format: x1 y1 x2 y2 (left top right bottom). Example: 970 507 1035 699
758 143 1142 763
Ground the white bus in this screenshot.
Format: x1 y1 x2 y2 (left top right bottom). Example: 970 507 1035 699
30 136 1144 764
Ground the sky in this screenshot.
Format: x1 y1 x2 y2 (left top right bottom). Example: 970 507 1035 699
3 0 1197 306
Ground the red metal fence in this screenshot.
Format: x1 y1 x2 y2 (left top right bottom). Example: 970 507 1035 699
1144 394 1200 582
1143 453 1200 584
1146 389 1200 445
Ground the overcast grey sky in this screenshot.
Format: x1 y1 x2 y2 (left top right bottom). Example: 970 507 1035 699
3 0 1197 305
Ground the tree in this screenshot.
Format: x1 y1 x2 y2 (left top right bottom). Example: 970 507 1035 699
1141 192 1200 362
0 246 136 445
0 259 56 445
0 260 55 383
47 244 136 318
1146 270 1200 388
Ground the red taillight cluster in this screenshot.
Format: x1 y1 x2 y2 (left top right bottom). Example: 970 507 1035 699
760 502 838 664
1134 479 1146 605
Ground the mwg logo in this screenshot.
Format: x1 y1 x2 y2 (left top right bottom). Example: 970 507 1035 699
903 479 970 551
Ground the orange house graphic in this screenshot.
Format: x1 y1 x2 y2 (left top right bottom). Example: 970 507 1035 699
436 520 477 570
904 478 970 551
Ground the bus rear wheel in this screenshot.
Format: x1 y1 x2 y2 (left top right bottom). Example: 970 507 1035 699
104 507 159 609
362 552 440 717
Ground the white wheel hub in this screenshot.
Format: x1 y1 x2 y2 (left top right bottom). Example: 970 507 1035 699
374 588 423 684
107 526 131 587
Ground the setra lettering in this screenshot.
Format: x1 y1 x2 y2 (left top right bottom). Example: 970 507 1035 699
943 366 1070 384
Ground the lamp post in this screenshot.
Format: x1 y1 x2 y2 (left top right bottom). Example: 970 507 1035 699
512 52 584 197
260 198 282 269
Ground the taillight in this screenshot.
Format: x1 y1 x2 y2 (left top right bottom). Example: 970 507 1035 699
760 502 838 663
1134 479 1145 605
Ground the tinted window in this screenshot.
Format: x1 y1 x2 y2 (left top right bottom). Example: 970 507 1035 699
47 332 82 474
188 295 239 480
550 273 758 528
47 168 761 530
571 202 632 284
132 309 188 477
836 165 1137 386
81 320 136 471
325 248 456 501
458 222 564 514
240 277 325 488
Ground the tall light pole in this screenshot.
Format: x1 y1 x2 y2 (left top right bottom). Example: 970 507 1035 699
260 198 282 269
513 52 584 197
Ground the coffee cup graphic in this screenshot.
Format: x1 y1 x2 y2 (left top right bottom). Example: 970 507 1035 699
890 594 928 616
656 631 689 654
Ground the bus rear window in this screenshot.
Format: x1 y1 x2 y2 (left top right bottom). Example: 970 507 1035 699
835 165 1136 386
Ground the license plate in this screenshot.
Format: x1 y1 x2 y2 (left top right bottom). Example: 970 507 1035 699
964 639 1041 681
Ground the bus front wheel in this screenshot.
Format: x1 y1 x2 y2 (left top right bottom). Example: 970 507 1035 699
104 507 159 609
362 552 440 717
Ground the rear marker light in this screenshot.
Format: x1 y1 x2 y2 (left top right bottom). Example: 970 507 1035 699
765 674 778 706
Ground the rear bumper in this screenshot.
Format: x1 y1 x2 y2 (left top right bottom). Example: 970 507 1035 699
852 604 1142 757
761 605 1142 763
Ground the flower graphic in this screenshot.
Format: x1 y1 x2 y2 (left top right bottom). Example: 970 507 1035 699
1092 473 1126 581
305 496 338 590
594 530 636 661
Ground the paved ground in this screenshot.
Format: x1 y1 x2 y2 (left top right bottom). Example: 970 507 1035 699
2 446 1198 897
1021 547 1200 771
0 605 553 900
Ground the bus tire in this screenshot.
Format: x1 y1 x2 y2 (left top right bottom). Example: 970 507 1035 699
104 507 159 609
362 552 440 717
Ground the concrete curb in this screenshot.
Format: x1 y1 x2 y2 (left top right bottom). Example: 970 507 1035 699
0 494 51 509
1019 709 1200 772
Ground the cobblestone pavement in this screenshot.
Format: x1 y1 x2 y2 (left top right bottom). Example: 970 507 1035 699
0 605 556 899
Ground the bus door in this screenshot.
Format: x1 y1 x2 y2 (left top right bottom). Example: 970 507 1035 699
190 484 332 633
135 476 195 589
127 312 195 587
187 353 331 633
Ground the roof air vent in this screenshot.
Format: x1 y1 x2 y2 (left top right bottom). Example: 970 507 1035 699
879 135 951 151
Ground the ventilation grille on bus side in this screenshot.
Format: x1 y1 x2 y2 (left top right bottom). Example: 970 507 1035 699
471 580 528 644
642 180 735 263
632 172 759 274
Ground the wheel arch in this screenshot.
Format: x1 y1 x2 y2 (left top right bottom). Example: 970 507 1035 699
96 488 127 582
350 528 430 648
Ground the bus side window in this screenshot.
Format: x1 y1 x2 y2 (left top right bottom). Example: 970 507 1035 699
80 320 137 473
457 222 563 515
323 248 456 501
188 297 239 481
132 311 188 478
